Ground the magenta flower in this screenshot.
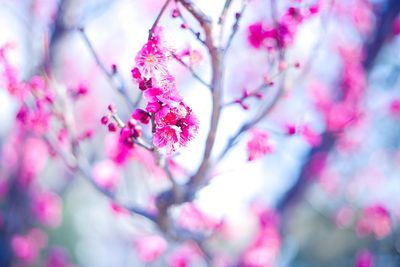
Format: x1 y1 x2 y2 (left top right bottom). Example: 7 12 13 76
134 235 167 263
92 160 121 189
135 40 168 79
247 130 274 161
153 125 181 153
33 191 62 228
356 204 391 239
152 102 198 153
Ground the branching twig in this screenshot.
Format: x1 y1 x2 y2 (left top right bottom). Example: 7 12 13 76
174 4 206 45
224 0 249 55
44 134 157 222
216 78 285 162
172 53 210 88
78 27 135 110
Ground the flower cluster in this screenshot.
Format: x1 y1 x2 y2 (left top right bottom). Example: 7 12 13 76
131 29 199 153
247 4 318 49
356 204 391 239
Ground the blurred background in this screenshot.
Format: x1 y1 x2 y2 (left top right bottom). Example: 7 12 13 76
1 0 400 266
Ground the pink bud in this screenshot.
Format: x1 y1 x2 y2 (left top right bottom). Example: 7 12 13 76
132 108 151 124
108 103 116 113
171 9 180 18
255 93 264 99
108 122 117 132
101 115 109 125
241 103 249 110
111 64 117 74
131 67 141 79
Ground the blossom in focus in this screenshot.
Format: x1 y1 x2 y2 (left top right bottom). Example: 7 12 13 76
153 103 199 153
132 29 198 154
135 40 168 79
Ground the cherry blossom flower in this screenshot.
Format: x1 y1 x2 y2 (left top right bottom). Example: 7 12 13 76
355 249 374 267
153 102 199 153
247 130 274 161
11 228 48 263
177 203 222 233
92 160 121 189
135 39 168 79
135 235 167 263
356 204 391 239
168 244 201 267
45 247 76 267
33 191 62 228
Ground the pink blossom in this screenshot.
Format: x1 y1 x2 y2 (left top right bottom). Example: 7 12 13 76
247 22 276 49
153 125 181 153
247 22 265 48
11 228 48 263
241 227 281 267
300 125 321 147
104 135 133 165
135 235 167 263
356 249 374 267
168 244 200 267
45 247 75 267
177 48 203 66
177 203 222 232
110 202 129 216
356 204 391 239
132 108 151 124
33 191 62 228
335 206 354 228
394 17 400 35
247 130 274 161
153 102 199 153
92 160 121 189
135 40 168 79
389 99 400 118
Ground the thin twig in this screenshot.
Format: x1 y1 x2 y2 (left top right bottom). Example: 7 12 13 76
148 0 172 40
172 53 210 88
219 0 233 25
217 70 286 162
175 4 206 45
298 0 335 79
218 0 233 45
224 0 249 55
78 27 135 110
44 134 157 222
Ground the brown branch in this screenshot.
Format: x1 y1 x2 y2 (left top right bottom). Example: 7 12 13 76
174 4 206 45
148 0 172 40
